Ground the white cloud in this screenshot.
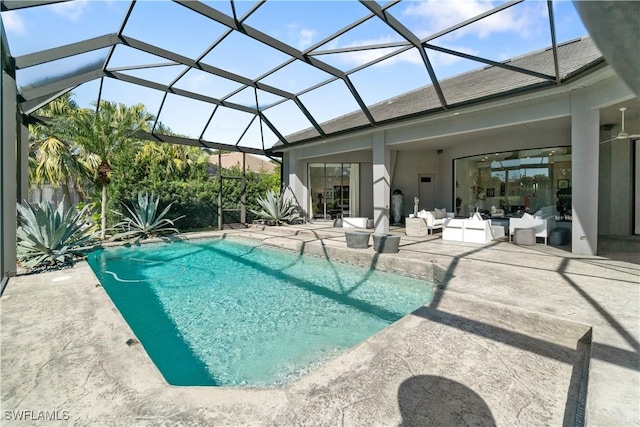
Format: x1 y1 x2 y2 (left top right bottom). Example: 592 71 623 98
428 45 480 67
297 28 317 50
402 0 545 40
50 0 89 22
2 11 26 35
285 24 318 50
184 72 211 92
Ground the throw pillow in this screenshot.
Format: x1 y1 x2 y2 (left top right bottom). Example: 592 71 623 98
473 212 483 221
417 209 429 219
541 206 555 217
522 212 534 219
434 208 447 219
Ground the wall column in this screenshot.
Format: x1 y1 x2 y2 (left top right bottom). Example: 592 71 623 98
571 92 600 255
372 131 390 234
284 151 307 218
18 123 28 204
2 70 18 279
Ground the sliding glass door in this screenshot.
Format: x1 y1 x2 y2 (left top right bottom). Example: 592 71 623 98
454 147 571 219
308 163 359 220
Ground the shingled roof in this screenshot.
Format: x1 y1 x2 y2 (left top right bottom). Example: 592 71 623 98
278 37 603 146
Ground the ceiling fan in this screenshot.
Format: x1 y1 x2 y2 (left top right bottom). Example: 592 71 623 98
600 107 640 144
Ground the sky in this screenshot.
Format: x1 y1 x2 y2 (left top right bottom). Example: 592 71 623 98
1 0 589 149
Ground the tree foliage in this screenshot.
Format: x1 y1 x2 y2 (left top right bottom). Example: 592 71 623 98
108 146 281 230
27 95 282 236
28 93 99 210
57 100 154 239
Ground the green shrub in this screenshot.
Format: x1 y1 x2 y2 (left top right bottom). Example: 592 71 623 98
107 146 281 230
111 192 184 243
250 190 301 225
17 199 98 270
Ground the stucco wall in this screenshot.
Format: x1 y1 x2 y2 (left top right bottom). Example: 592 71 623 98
598 135 634 236
359 163 374 219
390 150 443 217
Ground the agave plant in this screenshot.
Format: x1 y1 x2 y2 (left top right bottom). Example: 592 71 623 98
111 192 184 243
16 199 98 270
250 189 301 226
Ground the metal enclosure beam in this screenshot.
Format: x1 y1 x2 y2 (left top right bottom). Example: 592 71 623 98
17 122 28 204
217 151 223 230
423 43 556 81
1 0 69 11
547 0 561 84
133 130 266 155
174 0 375 125
241 152 246 224
359 0 448 109
14 34 121 69
20 68 105 102
119 36 295 100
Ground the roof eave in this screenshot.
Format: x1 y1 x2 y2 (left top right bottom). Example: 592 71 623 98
269 57 608 154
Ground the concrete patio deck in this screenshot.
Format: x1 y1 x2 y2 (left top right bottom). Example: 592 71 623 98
1 224 638 426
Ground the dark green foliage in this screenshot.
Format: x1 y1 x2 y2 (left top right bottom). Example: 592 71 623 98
107 143 281 230
222 164 282 223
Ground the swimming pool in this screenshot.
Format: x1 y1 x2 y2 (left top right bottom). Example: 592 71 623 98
87 237 434 387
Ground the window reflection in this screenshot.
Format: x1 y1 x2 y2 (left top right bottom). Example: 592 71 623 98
454 148 571 220
308 163 360 220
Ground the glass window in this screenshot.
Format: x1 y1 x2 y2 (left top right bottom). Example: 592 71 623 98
454 147 571 219
308 163 360 220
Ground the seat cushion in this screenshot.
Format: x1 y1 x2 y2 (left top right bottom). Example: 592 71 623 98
514 228 536 245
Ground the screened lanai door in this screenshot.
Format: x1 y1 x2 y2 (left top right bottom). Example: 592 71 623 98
308 163 359 220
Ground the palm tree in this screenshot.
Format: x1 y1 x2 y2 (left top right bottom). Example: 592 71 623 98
60 101 153 239
28 93 98 211
135 141 207 179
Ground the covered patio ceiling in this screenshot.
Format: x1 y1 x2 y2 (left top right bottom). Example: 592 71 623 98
0 0 636 156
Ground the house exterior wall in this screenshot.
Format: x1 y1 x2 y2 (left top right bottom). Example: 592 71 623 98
571 93 600 255
390 150 442 216
359 163 374 219
279 69 637 254
598 119 637 236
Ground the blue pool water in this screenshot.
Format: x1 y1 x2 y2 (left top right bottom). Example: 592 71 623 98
87 237 434 387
